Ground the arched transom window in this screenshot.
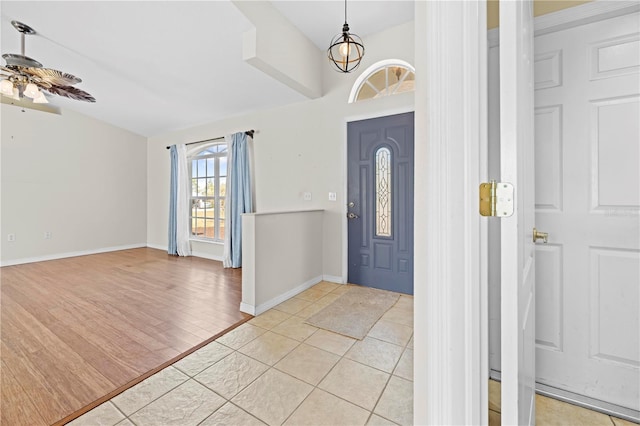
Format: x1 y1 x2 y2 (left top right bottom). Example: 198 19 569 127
349 59 415 103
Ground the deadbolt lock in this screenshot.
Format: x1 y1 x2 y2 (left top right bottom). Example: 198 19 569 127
348 202 355 208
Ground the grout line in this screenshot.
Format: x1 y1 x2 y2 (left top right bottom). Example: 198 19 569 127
109 401 128 425
105 283 412 426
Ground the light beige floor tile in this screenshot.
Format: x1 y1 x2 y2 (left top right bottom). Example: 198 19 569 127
610 417 640 426
173 341 233 377
394 296 414 312
200 402 267 426
488 379 501 413
129 380 225 426
112 366 188 415
381 306 413 327
489 409 501 426
319 358 390 411
536 394 614 426
195 351 268 399
367 414 399 426
67 402 124 426
232 369 313 426
305 329 357 356
393 348 413 381
216 323 266 350
284 388 370 426
367 320 413 347
249 309 291 330
316 293 342 306
345 337 404 373
273 297 313 315
294 302 327 320
115 420 135 426
313 281 341 293
407 335 413 349
275 343 340 385
296 287 330 302
330 284 353 296
374 376 413 426
272 316 318 341
238 331 299 365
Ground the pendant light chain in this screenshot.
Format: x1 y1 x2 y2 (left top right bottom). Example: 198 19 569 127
344 0 347 24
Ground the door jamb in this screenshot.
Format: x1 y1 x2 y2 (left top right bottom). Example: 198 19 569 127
416 1 488 424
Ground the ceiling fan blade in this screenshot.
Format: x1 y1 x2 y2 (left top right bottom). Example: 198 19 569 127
46 84 95 102
1 66 16 75
23 67 82 86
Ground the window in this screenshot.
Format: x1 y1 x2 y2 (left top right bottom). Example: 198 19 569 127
189 144 227 242
375 147 392 237
348 59 415 103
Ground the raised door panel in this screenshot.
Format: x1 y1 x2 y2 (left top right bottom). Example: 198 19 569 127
535 105 563 212
590 96 640 211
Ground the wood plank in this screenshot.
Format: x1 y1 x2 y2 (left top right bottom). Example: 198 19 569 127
1 361 48 426
1 248 250 424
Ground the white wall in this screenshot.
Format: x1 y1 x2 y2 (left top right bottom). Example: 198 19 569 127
1 105 147 265
242 210 324 315
146 21 415 278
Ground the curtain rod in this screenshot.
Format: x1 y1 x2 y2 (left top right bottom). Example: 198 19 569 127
165 130 255 150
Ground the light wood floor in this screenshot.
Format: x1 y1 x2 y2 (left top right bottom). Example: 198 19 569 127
0 248 251 425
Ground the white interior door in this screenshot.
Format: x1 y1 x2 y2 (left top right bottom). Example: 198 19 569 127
534 12 640 412
499 1 537 425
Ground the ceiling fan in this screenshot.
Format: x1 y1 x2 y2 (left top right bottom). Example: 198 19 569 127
1 20 95 104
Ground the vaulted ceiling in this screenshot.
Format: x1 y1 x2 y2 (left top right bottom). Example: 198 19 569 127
1 1 414 137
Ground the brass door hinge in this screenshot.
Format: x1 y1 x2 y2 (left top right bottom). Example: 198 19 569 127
479 180 514 217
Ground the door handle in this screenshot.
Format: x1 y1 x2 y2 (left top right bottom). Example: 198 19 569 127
533 228 548 243
347 212 359 219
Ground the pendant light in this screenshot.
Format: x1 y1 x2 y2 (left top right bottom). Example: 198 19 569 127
327 0 364 73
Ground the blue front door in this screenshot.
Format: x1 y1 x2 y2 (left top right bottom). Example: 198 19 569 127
347 112 414 295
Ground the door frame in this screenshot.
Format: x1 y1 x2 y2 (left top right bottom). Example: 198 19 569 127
415 1 640 425
415 1 488 424
486 1 640 421
341 106 415 285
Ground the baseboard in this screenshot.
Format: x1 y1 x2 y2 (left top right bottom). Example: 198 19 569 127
191 250 224 262
146 243 167 251
322 275 346 284
0 243 147 267
146 244 224 262
242 275 324 316
239 302 256 316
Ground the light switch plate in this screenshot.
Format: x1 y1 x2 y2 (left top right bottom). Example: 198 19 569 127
328 192 337 201
303 192 312 201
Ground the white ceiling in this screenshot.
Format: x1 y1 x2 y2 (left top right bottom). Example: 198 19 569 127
1 1 413 137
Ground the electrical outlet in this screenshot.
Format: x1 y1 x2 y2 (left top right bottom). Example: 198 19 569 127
328 192 337 201
7 233 15 242
44 231 52 240
303 192 312 201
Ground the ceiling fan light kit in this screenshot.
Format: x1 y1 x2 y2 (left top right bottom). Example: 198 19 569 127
1 20 96 105
328 0 365 73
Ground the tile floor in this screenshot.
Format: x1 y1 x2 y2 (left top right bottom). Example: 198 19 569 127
488 380 638 426
68 282 414 426
68 281 638 426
